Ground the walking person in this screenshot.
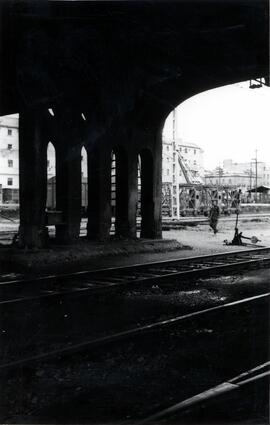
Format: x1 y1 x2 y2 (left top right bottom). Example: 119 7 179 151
209 201 220 234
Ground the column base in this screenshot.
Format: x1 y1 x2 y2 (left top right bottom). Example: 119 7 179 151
86 222 111 241
18 225 49 249
55 224 81 245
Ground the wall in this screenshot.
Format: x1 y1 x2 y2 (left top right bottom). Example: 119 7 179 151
0 115 19 196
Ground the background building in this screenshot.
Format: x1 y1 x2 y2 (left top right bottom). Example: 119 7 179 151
205 158 270 193
0 114 19 203
223 159 270 188
204 169 251 192
162 133 204 217
162 136 204 184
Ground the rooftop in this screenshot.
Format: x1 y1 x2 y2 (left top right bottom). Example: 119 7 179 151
163 137 202 151
0 114 19 129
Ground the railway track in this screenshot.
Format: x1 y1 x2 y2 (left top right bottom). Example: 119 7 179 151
1 247 270 306
1 291 268 425
135 360 270 425
0 291 268 372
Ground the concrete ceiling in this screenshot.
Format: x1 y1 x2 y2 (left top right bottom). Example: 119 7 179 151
0 0 268 125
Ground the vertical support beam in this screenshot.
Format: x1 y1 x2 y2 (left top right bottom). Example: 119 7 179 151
115 147 130 238
140 127 162 239
114 148 137 238
153 126 163 238
140 148 155 238
126 150 138 238
55 118 82 244
87 147 111 241
19 108 47 248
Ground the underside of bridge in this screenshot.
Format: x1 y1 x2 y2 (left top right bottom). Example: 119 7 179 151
0 0 268 247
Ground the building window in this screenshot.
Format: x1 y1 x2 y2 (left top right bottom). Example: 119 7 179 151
7 144 12 150
185 148 188 154
7 178 13 186
173 153 176 161
167 157 169 162
7 129 12 136
173 164 175 173
173 186 176 195
166 146 169 151
194 149 196 155
8 160 13 168
193 160 196 165
47 160 50 167
173 175 176 183
167 169 169 176
179 147 182 152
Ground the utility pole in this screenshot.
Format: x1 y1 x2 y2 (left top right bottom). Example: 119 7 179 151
172 109 176 143
218 166 223 187
255 149 258 203
249 162 252 191
251 150 258 203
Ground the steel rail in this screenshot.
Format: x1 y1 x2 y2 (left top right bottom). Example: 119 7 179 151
0 248 270 307
1 246 270 287
0 292 268 372
135 361 270 425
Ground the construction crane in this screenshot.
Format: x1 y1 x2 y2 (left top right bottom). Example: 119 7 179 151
177 149 203 185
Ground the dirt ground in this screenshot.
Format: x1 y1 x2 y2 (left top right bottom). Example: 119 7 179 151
163 217 270 256
0 216 269 272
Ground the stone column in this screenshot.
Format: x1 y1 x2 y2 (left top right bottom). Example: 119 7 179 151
152 126 163 238
140 148 155 238
18 108 48 248
55 116 82 244
87 147 112 240
139 127 162 239
114 148 129 237
125 150 138 238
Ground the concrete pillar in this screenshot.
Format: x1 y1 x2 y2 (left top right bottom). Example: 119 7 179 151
140 128 162 239
152 127 163 238
55 118 82 244
140 148 155 238
18 108 48 248
87 147 111 240
114 147 130 238
114 149 138 238
126 151 138 238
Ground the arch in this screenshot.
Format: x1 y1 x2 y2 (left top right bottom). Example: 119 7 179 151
46 141 56 210
140 148 155 238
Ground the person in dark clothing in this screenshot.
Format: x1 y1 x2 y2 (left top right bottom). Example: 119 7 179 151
209 201 220 234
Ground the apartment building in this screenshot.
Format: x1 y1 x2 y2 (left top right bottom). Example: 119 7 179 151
162 137 204 184
0 114 19 203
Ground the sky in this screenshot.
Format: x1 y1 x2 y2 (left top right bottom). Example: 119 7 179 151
163 80 270 170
